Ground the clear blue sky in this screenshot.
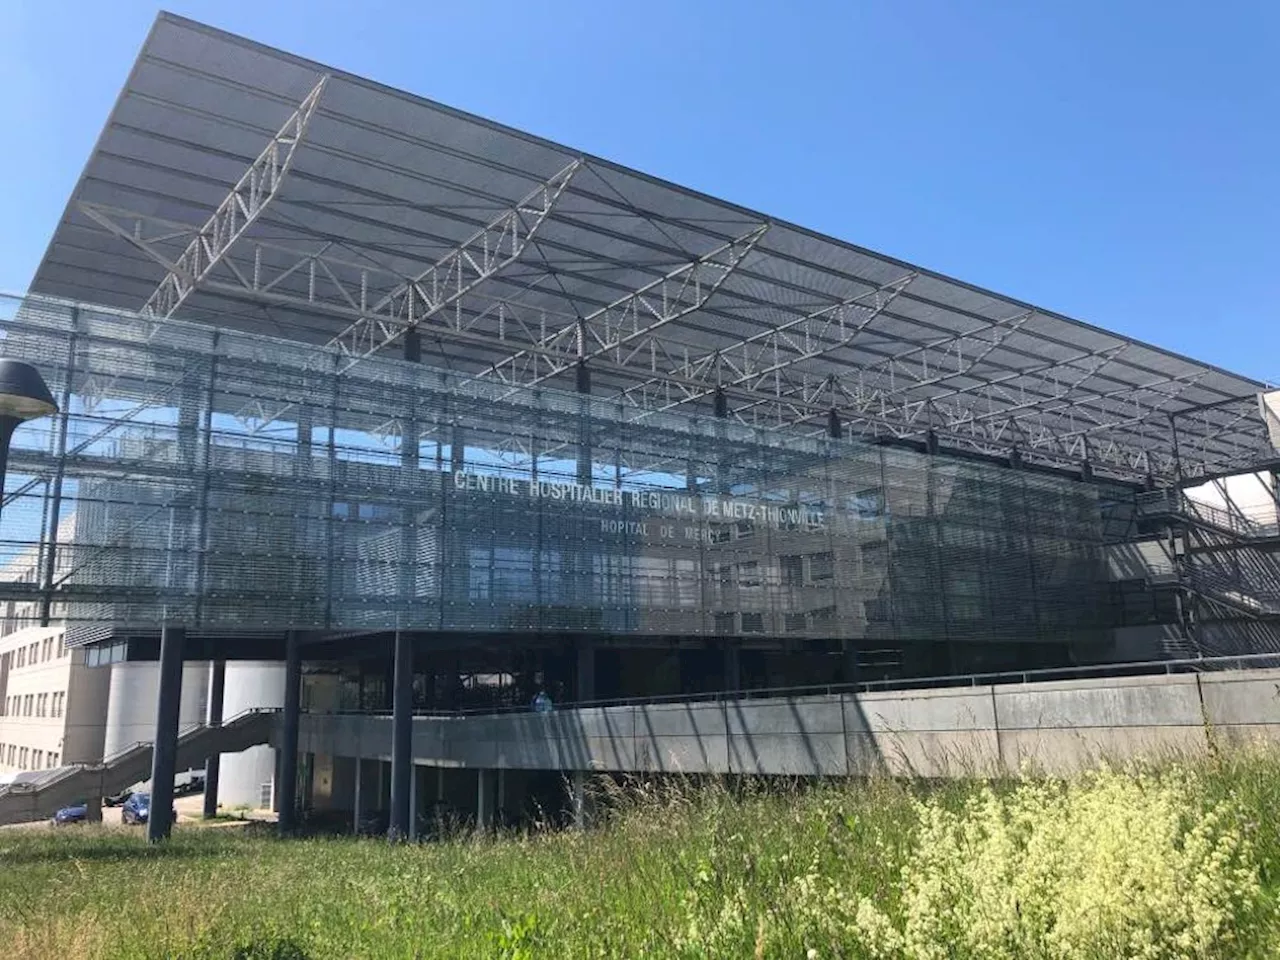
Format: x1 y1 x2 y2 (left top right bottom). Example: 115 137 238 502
1 0 1276 380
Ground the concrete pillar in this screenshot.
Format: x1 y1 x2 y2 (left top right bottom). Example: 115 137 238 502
576 639 595 703
389 630 413 840
477 768 492 831
276 633 301 835
497 768 506 824
147 623 184 843
353 755 362 834
203 659 225 819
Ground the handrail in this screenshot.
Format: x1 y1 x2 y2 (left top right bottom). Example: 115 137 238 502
1137 489 1280 540
0 707 280 798
309 651 1280 721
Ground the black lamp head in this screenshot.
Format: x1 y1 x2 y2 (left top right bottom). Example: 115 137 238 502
0 358 57 421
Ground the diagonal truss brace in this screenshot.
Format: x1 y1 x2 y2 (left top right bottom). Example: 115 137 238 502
476 223 769 389
624 272 917 416
235 161 581 430
326 159 580 365
141 76 328 320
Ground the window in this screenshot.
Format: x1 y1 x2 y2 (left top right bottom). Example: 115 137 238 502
15 648 24 668
56 635 65 658
864 597 892 622
48 752 57 768
19 747 28 768
781 555 805 587
737 561 761 589
849 487 885 520
32 750 42 768
945 569 985 621
740 612 765 633
809 552 834 582
713 612 736 634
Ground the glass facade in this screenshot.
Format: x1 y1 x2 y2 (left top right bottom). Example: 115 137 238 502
0 295 1112 664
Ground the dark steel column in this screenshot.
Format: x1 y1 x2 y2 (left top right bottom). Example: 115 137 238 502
389 629 414 840
147 623 184 843
202 659 226 819
576 639 596 702
276 632 301 835
39 322 76 626
576 361 592 484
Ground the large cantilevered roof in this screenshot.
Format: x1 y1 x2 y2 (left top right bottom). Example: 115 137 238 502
26 12 1273 483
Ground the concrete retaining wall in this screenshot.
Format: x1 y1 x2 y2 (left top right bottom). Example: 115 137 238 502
293 667 1280 779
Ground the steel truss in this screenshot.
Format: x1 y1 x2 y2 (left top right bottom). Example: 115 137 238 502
473 224 770 390
73 148 1264 481
232 160 582 429
82 76 328 321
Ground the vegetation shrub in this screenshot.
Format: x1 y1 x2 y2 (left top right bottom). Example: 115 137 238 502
1 757 1277 958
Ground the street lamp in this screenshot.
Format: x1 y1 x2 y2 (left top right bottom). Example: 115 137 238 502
0 359 58 521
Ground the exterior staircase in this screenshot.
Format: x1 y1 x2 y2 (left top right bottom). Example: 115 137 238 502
0 708 277 826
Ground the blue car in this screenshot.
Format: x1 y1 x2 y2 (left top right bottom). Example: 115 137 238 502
121 793 177 826
51 802 88 826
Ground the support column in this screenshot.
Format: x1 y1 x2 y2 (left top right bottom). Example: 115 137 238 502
353 755 362 834
477 769 493 831
576 639 596 703
277 632 301 835
714 388 729 494
389 630 413 840
723 642 741 692
147 623 184 843
409 763 419 840
202 659 226 819
842 642 859 686
576 361 592 485
497 768 506 825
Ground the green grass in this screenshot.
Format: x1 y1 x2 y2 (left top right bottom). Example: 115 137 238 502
3 753 1280 959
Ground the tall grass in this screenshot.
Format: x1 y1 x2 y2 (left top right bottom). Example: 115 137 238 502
2 752 1279 958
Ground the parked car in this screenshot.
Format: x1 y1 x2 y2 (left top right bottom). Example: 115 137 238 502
174 773 206 797
120 793 177 826
51 802 89 826
102 788 134 807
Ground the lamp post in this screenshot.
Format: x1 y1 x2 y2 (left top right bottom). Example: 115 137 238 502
0 359 59 523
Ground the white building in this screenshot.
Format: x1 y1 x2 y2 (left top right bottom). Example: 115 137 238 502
0 623 110 774
0 517 278 806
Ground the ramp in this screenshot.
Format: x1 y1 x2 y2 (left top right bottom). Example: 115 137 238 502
0 708 277 826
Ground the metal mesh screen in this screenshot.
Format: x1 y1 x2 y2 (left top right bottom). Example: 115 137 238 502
0 293 1111 651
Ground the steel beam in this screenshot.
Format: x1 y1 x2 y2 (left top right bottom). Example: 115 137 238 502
474 223 769 390
233 161 579 430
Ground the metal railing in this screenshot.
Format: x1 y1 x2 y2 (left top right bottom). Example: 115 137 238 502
309 651 1280 722
1137 489 1280 541
0 707 279 798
